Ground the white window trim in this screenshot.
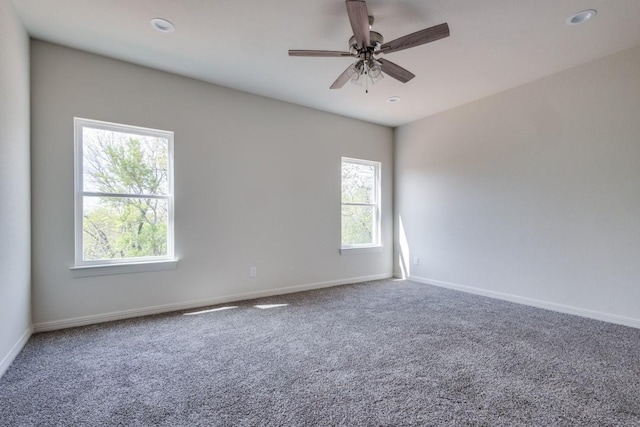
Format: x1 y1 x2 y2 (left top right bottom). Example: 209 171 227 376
70 259 178 278
73 117 176 270
339 246 383 255
341 157 382 252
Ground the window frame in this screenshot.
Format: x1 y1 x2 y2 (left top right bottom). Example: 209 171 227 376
73 117 175 268
340 157 382 251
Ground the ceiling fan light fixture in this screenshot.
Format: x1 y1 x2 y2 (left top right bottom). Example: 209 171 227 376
349 61 364 83
368 59 383 79
351 74 364 86
566 9 597 25
370 72 384 84
150 18 175 33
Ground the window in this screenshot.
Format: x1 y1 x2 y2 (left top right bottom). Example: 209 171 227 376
341 157 381 249
74 118 174 267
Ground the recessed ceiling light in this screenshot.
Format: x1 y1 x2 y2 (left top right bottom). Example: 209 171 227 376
151 18 175 33
566 9 597 25
388 96 401 103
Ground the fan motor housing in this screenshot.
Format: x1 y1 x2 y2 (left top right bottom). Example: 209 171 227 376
349 31 384 51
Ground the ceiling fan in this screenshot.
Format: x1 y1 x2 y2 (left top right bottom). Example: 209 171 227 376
288 0 450 91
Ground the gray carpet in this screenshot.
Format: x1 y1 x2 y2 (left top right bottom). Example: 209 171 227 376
2 279 640 426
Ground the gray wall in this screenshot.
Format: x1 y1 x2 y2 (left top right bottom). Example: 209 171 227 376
30 41 393 328
395 45 640 327
0 0 31 375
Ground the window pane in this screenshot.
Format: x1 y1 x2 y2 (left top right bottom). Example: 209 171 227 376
342 205 374 245
83 196 168 261
342 161 375 204
82 127 169 195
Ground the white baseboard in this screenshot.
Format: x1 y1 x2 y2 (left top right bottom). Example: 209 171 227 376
0 326 32 378
410 275 640 329
33 273 392 332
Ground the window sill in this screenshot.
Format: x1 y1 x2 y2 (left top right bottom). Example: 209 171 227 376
71 259 179 278
340 246 383 255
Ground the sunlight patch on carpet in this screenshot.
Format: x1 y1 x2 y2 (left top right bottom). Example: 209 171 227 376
254 304 289 310
183 306 238 316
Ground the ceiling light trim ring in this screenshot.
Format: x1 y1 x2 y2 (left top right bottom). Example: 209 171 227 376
151 18 175 33
566 9 597 26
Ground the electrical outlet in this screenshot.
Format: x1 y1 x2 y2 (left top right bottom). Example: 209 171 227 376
414 257 420 266
249 266 257 277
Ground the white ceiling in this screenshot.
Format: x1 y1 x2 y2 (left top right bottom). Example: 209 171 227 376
11 0 640 127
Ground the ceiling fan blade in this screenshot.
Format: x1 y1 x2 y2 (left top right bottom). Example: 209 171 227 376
380 23 449 54
330 64 355 89
346 0 370 49
378 58 415 83
289 50 353 57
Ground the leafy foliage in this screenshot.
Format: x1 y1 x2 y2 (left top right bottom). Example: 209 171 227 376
341 161 377 245
342 205 375 245
82 128 169 261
